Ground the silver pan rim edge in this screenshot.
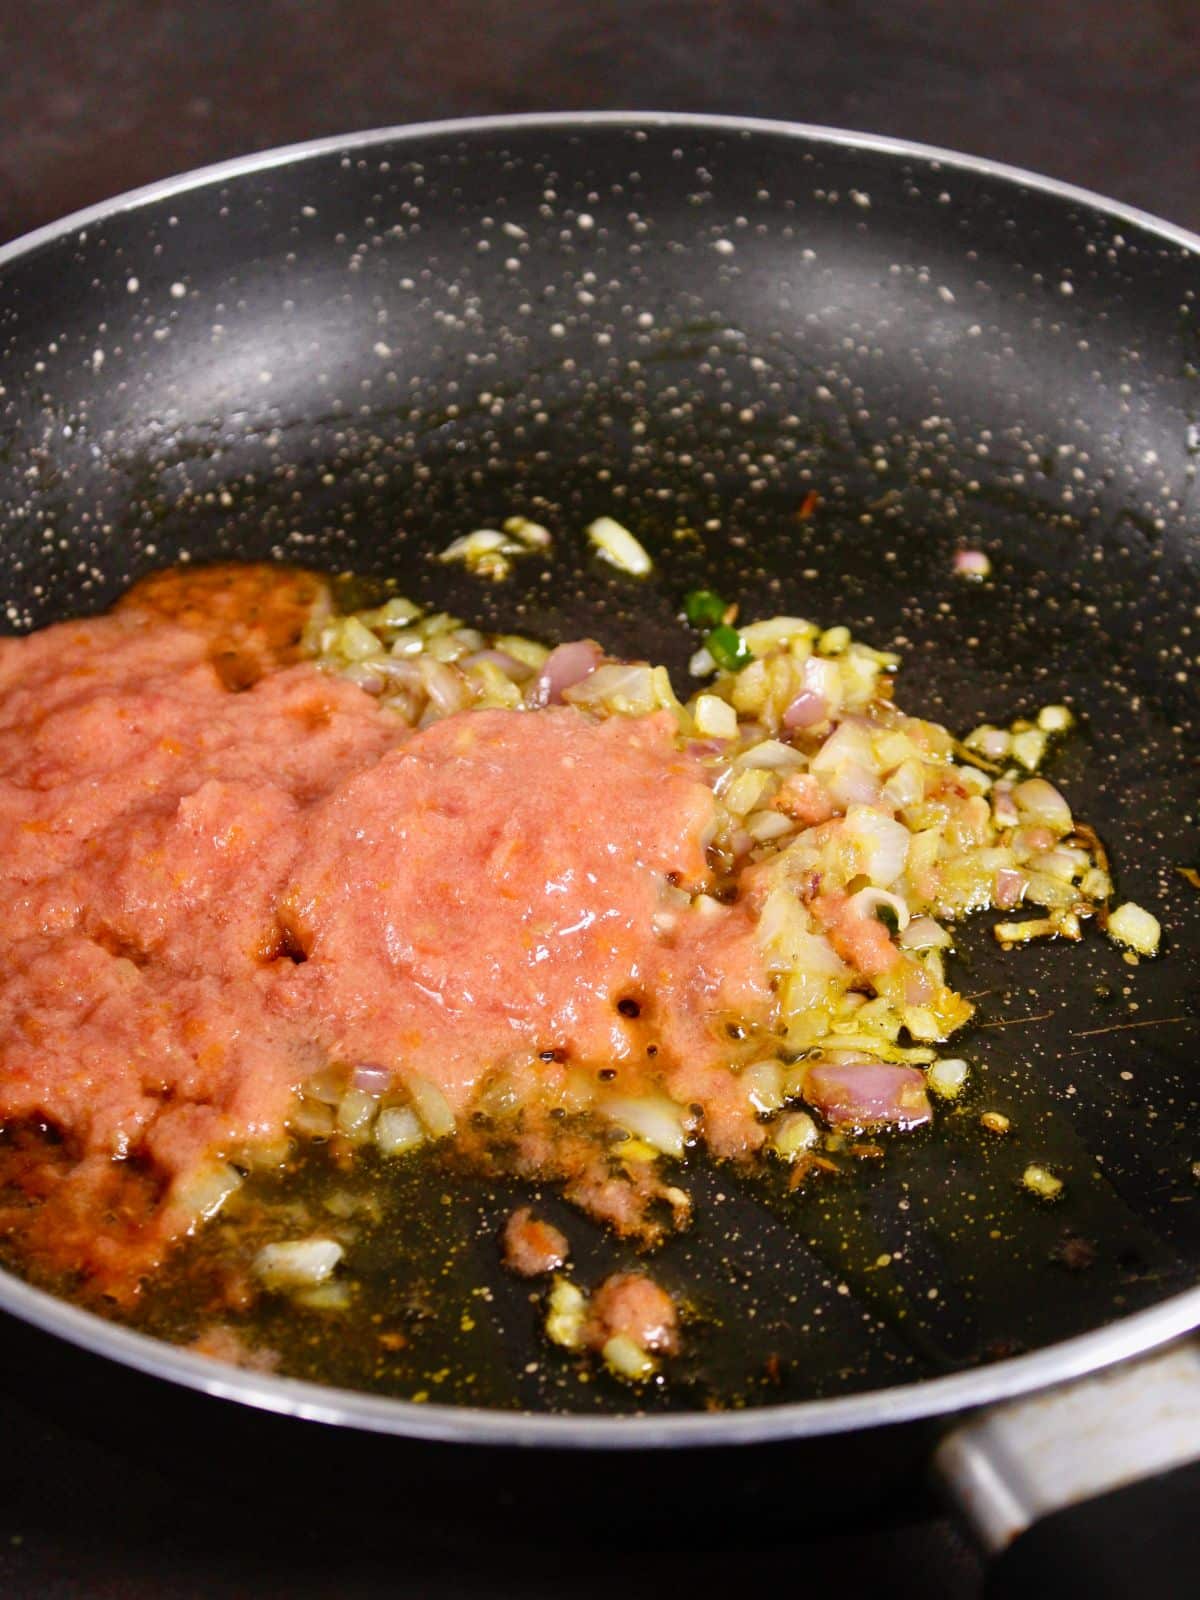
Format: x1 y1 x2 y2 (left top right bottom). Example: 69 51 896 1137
0 110 1198 267
0 1264 1197 1448
0 110 1196 1448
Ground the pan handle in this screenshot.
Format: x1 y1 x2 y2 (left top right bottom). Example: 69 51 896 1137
935 1337 1200 1598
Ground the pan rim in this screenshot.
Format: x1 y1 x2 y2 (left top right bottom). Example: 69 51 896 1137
0 110 1196 1446
0 109 1198 267
1 1265 1197 1447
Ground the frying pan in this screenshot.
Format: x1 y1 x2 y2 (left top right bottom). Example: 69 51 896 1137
0 114 1198 1589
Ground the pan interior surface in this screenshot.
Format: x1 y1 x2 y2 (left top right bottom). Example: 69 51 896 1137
0 116 1197 1434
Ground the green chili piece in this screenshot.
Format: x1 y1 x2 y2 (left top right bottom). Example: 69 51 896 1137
683 588 728 629
707 623 753 673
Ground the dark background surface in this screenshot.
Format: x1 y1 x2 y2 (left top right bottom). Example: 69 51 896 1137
1 0 1199 244
0 2 1196 1594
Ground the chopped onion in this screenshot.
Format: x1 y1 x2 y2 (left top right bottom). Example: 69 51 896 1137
352 1063 391 1094
883 758 925 810
739 616 816 655
898 915 952 951
439 528 510 561
927 1058 969 1099
303 1066 348 1106
720 768 771 817
339 664 386 695
784 657 839 728
503 515 553 549
1013 778 1072 831
602 1334 657 1381
802 1059 932 1130
419 658 470 717
464 648 530 680
803 653 843 700
1022 1163 1064 1200
770 1110 819 1159
564 661 658 715
600 1094 689 1159
528 640 603 707
1032 848 1083 883
783 690 830 729
965 724 1012 761
954 549 992 578
904 966 935 1005
336 1087 379 1140
587 516 652 576
1036 704 1073 734
991 782 1020 828
693 693 738 739
176 1160 242 1222
756 887 846 976
437 528 523 580
993 915 1059 945
254 1237 343 1291
1107 902 1161 956
375 1106 425 1157
735 738 806 771
846 805 911 887
290 1098 336 1139
335 616 386 661
833 763 884 809
741 1059 785 1115
995 867 1027 909
846 885 911 932
1011 727 1048 772
406 1073 457 1139
545 1276 587 1349
811 719 873 776
744 808 795 843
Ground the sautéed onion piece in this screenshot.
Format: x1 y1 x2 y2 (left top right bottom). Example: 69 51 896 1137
0 554 1158 1391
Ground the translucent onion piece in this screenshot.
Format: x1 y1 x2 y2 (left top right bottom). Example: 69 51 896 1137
175 1161 242 1223
845 807 911 888
1107 902 1161 955
254 1238 343 1291
782 690 830 729
545 1276 588 1349
602 1334 657 1381
600 1094 689 1159
375 1106 425 1157
802 1059 932 1130
1013 778 1073 832
927 1058 969 1099
406 1074 457 1139
587 516 652 576
528 640 604 708
898 915 952 951
845 886 911 932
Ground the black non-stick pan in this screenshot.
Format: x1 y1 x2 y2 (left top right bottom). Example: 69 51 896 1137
0 115 1197 1591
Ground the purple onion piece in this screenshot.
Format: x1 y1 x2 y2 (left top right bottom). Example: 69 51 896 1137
528 640 604 708
352 1063 392 1094
995 867 1026 909
783 690 830 729
463 648 530 680
802 1059 931 1131
954 548 991 578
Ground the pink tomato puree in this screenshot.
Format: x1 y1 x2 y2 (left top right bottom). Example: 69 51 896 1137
0 566 771 1298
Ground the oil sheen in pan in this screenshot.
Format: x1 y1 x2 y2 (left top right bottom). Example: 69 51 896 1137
0 116 1196 1431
